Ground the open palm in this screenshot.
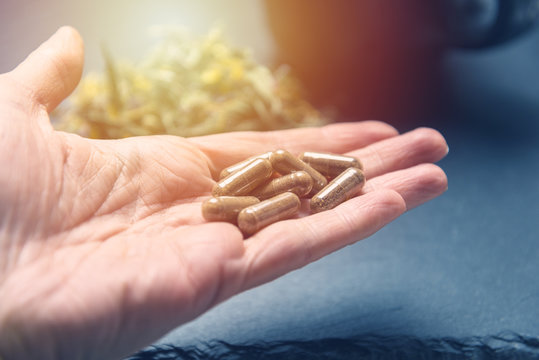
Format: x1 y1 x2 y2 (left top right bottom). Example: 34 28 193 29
0 27 448 360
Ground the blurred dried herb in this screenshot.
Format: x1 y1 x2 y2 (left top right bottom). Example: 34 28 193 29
53 28 328 139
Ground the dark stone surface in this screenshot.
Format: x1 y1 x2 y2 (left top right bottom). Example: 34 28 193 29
133 25 539 359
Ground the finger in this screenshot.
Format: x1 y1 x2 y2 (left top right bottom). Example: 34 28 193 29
240 189 406 290
362 163 448 210
348 127 449 179
190 121 398 171
9 26 84 113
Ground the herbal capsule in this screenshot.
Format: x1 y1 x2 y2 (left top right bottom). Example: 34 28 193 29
253 171 313 200
310 167 366 213
219 151 273 179
299 151 363 177
269 149 328 193
202 196 260 223
212 158 273 196
238 192 301 236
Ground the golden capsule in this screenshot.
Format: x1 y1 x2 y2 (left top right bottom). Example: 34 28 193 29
201 196 260 223
269 149 328 193
253 171 313 200
212 158 273 196
219 151 273 179
310 167 366 213
299 151 363 178
238 192 301 236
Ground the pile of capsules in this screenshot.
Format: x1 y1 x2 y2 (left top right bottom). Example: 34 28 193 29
202 150 366 236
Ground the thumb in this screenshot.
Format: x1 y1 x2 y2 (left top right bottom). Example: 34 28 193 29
11 26 84 113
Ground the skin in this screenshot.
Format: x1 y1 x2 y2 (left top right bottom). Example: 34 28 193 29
0 27 448 360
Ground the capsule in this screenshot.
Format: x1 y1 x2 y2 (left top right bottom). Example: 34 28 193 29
299 151 363 178
269 149 327 193
253 171 313 200
238 192 301 236
202 196 260 223
310 167 366 213
219 151 273 179
212 158 273 196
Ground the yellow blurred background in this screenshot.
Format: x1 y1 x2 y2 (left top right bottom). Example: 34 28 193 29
0 0 276 74
1 0 333 139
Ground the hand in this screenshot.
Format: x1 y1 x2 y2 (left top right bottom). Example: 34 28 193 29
0 27 448 360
